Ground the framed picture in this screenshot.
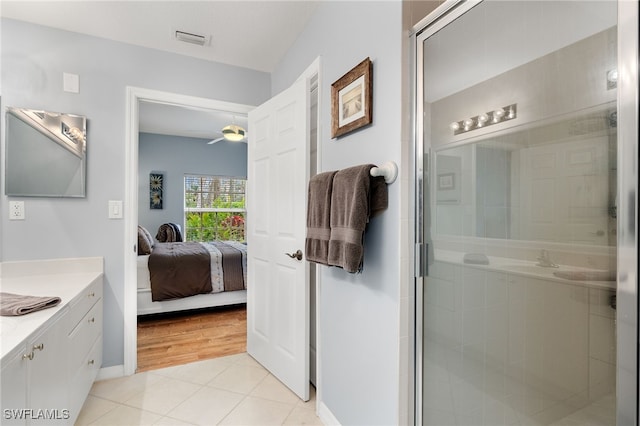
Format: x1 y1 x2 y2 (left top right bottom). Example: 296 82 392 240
436 155 461 204
331 57 373 138
437 173 455 190
149 172 163 209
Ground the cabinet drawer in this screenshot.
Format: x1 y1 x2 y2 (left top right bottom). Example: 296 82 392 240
68 337 102 424
66 279 102 332
68 301 102 373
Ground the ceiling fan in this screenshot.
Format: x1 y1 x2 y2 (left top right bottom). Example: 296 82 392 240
207 124 248 144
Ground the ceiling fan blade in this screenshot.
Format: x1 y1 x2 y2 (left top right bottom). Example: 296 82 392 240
207 137 224 144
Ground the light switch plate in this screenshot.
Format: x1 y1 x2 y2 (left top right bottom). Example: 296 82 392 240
63 72 80 93
9 201 25 220
108 200 123 219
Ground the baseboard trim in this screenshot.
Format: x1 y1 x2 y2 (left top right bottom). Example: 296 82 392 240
97 364 125 381
318 401 341 426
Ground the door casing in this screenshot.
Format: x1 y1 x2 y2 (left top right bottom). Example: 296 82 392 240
123 88 253 376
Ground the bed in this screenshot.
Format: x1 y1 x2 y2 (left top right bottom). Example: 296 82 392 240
137 239 247 316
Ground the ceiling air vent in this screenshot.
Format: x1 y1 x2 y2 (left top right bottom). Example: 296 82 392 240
174 30 208 46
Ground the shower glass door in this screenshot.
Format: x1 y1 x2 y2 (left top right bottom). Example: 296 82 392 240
417 1 622 424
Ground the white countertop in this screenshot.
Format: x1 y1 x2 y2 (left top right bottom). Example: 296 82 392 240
435 249 616 290
0 257 103 360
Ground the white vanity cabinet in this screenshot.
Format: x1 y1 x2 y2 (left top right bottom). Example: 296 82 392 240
27 314 69 424
1 347 28 425
0 258 103 426
1 312 69 425
66 278 103 423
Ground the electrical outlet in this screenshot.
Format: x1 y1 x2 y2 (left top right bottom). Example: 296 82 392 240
9 201 25 220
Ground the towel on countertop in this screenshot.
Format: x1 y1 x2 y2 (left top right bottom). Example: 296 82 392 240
327 164 388 273
305 171 338 266
156 222 183 243
1 292 62 316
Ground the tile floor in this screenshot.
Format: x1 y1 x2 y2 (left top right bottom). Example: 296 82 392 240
76 353 323 425
549 394 616 426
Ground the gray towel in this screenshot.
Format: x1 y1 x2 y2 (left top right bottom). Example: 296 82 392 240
327 164 388 273
1 292 62 316
305 171 338 266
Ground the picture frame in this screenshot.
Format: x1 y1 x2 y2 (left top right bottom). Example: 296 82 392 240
436 155 461 204
437 172 455 190
331 57 373 138
149 172 163 209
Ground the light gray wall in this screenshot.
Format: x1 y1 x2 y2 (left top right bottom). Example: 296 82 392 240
272 2 403 424
0 18 269 367
138 132 247 239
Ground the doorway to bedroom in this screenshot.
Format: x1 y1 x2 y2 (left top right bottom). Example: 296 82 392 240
125 73 320 380
134 99 252 373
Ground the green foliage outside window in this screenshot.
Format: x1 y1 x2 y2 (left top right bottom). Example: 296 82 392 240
184 175 246 242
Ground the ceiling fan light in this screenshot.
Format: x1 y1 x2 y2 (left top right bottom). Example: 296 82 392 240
222 124 246 142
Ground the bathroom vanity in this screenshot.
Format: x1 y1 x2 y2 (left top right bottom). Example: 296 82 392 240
0 257 103 425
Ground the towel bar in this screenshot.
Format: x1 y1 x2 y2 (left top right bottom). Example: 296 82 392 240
370 161 398 184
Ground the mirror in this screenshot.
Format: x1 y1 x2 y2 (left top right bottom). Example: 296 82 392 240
5 107 87 197
434 105 617 246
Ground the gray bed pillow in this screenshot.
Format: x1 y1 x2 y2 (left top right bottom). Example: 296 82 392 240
138 226 154 255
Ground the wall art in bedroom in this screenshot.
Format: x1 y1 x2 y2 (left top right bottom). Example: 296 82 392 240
150 172 163 209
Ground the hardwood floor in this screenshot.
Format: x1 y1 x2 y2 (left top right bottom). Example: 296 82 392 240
136 304 247 373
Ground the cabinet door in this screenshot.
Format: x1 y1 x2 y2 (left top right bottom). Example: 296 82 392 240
1 348 28 425
27 314 70 425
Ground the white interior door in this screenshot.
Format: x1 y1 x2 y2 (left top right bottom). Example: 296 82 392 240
247 78 310 401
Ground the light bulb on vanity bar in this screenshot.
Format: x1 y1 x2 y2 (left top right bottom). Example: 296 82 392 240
463 118 474 130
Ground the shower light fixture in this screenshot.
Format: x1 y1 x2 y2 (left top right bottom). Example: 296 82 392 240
449 104 517 136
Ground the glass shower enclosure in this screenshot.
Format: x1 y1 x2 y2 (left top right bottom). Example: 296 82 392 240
414 1 637 424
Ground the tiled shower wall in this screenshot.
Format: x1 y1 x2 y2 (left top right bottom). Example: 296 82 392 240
423 261 616 425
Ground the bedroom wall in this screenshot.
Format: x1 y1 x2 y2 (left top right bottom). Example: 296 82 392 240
271 2 404 425
137 132 247 240
0 18 270 367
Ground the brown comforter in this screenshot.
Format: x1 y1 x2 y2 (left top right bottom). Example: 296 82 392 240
148 242 212 301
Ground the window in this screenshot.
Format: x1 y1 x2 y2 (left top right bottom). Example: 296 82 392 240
184 175 246 242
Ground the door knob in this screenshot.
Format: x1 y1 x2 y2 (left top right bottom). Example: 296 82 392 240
285 250 303 261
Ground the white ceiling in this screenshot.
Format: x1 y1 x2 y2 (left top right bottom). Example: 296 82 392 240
1 1 319 139
138 102 249 141
0 1 319 73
